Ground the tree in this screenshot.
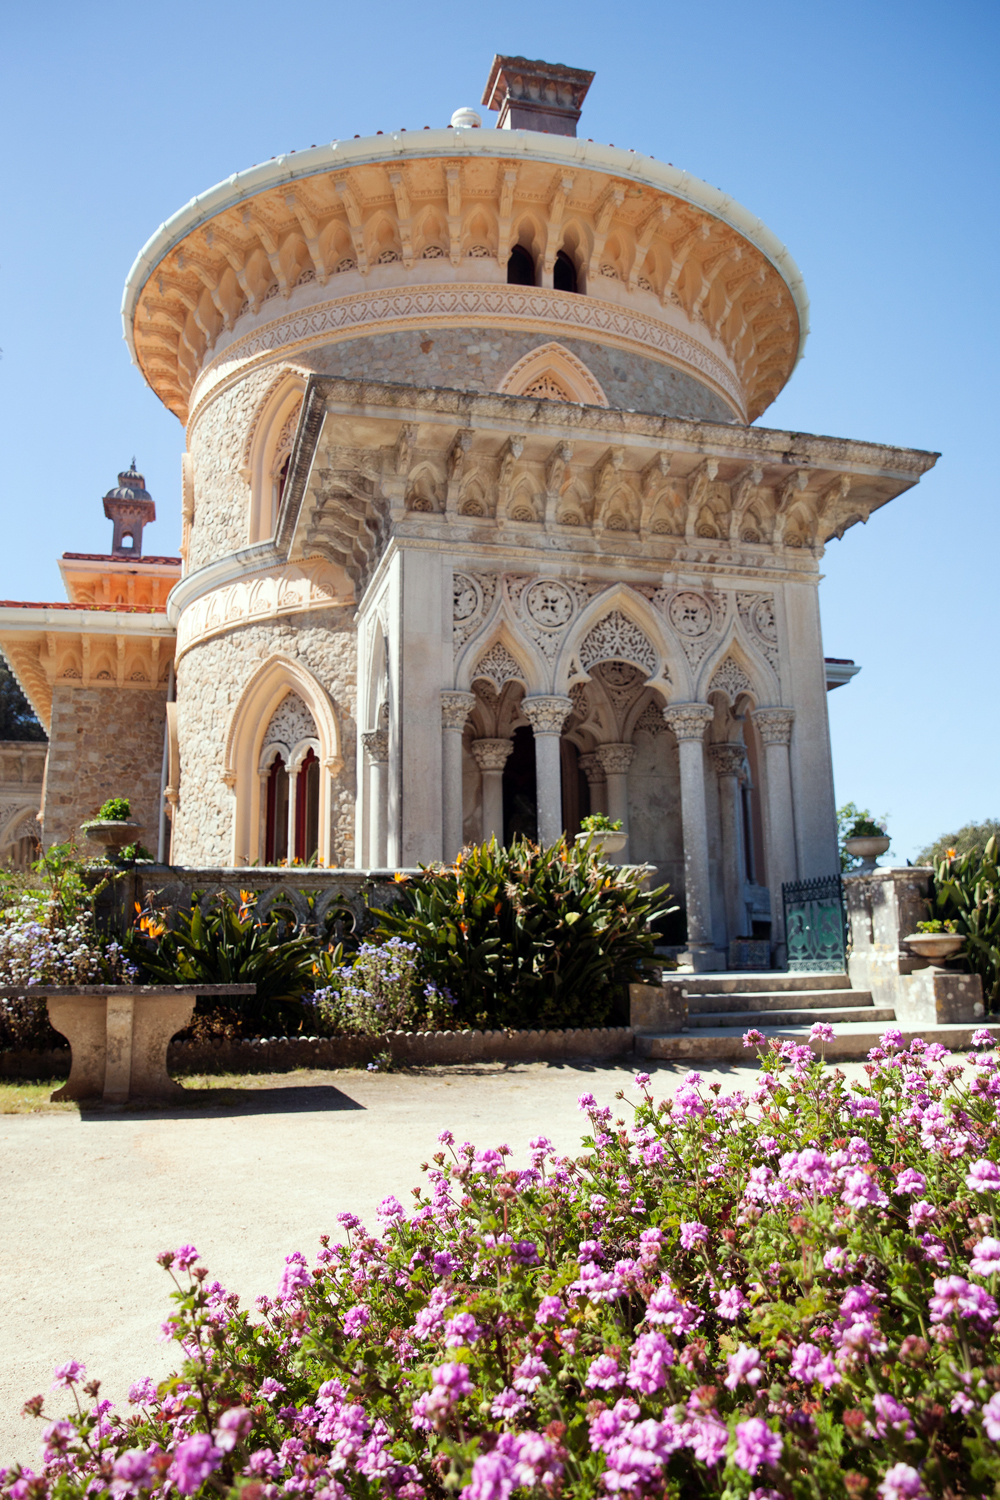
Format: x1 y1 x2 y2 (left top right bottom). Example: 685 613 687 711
0 652 46 741
917 819 1000 865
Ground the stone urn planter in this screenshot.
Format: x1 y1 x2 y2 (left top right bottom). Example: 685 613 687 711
82 820 145 859
844 834 891 874
576 830 628 859
902 932 966 962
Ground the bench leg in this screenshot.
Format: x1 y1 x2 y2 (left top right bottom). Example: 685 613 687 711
48 997 107 1102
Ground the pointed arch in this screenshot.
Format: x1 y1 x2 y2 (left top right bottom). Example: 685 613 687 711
496 342 609 407
455 616 545 695
696 627 778 707
223 653 343 866
554 584 678 699
242 369 307 543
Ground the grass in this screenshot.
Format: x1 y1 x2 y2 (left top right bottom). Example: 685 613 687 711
0 1079 76 1114
0 1069 350 1114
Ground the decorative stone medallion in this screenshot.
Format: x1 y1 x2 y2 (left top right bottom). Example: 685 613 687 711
524 579 574 629
668 592 713 637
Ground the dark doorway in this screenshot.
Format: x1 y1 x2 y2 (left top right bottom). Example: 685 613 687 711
507 245 535 286
503 726 537 843
553 250 578 294
560 739 590 839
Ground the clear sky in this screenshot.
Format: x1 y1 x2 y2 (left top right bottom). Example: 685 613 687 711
2 0 997 863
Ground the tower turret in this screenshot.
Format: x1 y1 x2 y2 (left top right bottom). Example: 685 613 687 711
102 462 155 556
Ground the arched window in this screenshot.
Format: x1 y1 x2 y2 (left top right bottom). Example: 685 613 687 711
553 250 578 294
295 748 320 863
507 245 535 286
265 755 289 864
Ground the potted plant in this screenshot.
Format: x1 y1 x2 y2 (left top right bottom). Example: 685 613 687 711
843 815 890 874
81 797 145 861
576 814 628 858
902 917 966 963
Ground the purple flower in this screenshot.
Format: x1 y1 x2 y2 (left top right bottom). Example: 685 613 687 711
734 1418 783 1475
634 1072 651 1089
246 1448 279 1478
586 1354 623 1390
907 1200 937 1230
127 1378 157 1406
971 1237 1000 1277
809 1021 835 1043
578 1092 598 1111
512 1354 547 1393
535 1295 565 1326
627 1331 675 1394
444 1313 481 1347
893 1168 927 1197
169 1434 222 1496
511 1240 539 1266
377 1195 406 1225
871 1394 915 1440
112 1447 156 1491
278 1251 312 1300
51 1360 86 1390
490 1387 527 1421
725 1344 762 1391
258 1377 287 1402
972 1028 995 1049
679 1220 709 1251
214 1406 252 1453
982 1392 1000 1440
715 1286 749 1320
789 1342 839 1389
966 1158 1000 1193
841 1169 886 1210
343 1305 371 1338
686 1414 729 1466
880 1027 905 1051
743 1029 766 1047
173 1244 200 1271
432 1250 458 1276
877 1463 928 1500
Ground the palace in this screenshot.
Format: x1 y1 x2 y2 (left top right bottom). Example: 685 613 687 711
0 56 936 966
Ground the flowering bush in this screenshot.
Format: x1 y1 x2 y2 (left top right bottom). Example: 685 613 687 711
12 1028 1000 1498
310 938 457 1036
373 837 672 1031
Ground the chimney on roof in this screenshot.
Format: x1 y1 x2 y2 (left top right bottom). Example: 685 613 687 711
481 55 594 138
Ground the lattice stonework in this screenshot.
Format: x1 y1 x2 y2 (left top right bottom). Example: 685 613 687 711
262 692 318 750
472 642 523 691
580 612 657 676
709 655 753 701
522 375 573 401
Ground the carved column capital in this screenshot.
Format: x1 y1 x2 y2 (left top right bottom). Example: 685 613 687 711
752 707 795 745
471 737 514 773
441 690 476 730
577 752 606 786
521 695 574 736
708 742 748 780
362 729 390 765
663 703 714 741
595 742 636 776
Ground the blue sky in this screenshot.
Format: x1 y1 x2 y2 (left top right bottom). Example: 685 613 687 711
2 0 996 861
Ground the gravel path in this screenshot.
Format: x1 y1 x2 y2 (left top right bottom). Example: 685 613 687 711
0 1057 856 1467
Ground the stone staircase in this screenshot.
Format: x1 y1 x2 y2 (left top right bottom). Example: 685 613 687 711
634 968 999 1063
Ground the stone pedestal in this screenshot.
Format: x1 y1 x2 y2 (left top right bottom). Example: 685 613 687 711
630 981 689 1034
34 984 254 1104
845 868 984 1023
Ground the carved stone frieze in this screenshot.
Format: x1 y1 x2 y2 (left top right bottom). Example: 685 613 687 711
708 655 753 702
452 572 500 653
176 560 350 659
737 591 779 674
472 642 523 691
633 702 667 736
645 587 726 671
263 692 318 752
361 728 390 764
580 610 657 677
708 742 748 780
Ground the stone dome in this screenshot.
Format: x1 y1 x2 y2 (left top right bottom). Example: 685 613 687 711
103 463 153 504
122 62 808 429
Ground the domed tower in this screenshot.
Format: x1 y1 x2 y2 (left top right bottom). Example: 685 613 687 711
102 462 156 556
121 54 935 963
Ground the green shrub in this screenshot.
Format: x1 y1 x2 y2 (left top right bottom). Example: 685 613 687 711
127 890 319 1037
310 936 457 1036
372 836 673 1031
917 817 1000 865
91 797 132 822
929 836 1000 1011
579 814 623 833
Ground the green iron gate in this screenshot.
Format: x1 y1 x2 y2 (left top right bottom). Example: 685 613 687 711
782 874 847 972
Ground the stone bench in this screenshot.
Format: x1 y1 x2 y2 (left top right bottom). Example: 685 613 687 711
24 985 255 1104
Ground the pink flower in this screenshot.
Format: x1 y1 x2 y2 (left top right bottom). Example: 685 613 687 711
871 1393 915 1440
173 1245 200 1271
343 1305 371 1338
972 1028 995 1048
971 1237 1000 1277
715 1286 748 1320
725 1345 762 1391
686 1415 729 1466
809 1021 835 1043
51 1360 86 1390
169 1434 222 1496
966 1158 1000 1193
907 1200 937 1230
634 1072 651 1089
789 1342 839 1389
376 1195 406 1225
893 1168 926 1196
258 1377 286 1402
877 1463 928 1500
627 1331 676 1394
512 1354 547 1393
278 1251 312 1300
743 1029 766 1047
127 1378 157 1406
534 1295 565 1326
585 1354 622 1390
490 1388 527 1421
679 1221 709 1251
578 1092 598 1111
841 1169 886 1210
112 1447 157 1491
433 1362 473 1396
214 1406 251 1453
444 1313 481 1347
734 1418 783 1475
982 1391 1000 1440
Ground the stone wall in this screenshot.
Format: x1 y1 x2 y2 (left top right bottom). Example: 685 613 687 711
186 365 280 571
300 330 733 424
172 610 357 866
42 686 167 848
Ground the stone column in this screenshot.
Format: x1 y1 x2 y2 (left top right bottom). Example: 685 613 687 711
595 744 635 861
709 742 748 944
522 696 573 847
663 703 718 968
578 753 607 817
440 691 476 861
362 729 390 868
286 770 298 865
471 738 513 844
752 707 797 955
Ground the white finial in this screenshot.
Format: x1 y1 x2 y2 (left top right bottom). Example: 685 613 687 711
450 107 482 129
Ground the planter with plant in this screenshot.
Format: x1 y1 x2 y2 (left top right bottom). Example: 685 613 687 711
81 797 145 860
576 814 627 858
843 815 890 874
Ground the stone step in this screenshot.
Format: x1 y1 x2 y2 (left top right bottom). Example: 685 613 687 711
659 970 851 995
636 1021 1000 1065
686 1004 896 1030
688 988 874 1015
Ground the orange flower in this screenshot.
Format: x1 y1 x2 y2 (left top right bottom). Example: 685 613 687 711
394 871 409 884
240 889 256 904
945 847 957 860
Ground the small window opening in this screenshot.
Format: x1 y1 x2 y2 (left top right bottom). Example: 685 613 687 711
120 533 134 549
295 749 320 863
507 245 535 286
265 755 289 863
553 250 578 294
276 455 290 507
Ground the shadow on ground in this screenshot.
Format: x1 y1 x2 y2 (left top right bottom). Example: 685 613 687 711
78 1083 366 1120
